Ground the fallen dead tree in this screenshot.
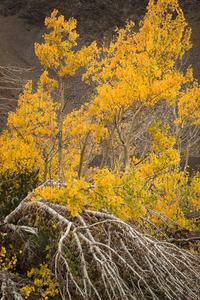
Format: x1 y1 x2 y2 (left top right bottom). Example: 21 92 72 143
1 180 200 300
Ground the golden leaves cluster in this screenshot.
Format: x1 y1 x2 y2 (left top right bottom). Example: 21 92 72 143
35 9 97 78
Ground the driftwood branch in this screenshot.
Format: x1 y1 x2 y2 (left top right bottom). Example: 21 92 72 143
1 181 200 300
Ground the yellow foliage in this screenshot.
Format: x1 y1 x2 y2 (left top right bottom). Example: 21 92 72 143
35 9 97 78
84 0 192 121
31 178 88 217
20 263 58 299
0 233 17 272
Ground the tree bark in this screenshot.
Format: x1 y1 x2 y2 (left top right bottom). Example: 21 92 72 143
78 130 91 179
58 78 65 182
124 105 144 173
100 124 116 169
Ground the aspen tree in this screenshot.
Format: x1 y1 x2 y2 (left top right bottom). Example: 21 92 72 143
35 10 97 181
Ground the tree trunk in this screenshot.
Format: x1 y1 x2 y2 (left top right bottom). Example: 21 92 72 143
78 130 91 179
44 158 48 182
124 105 144 173
58 78 65 182
100 124 116 169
